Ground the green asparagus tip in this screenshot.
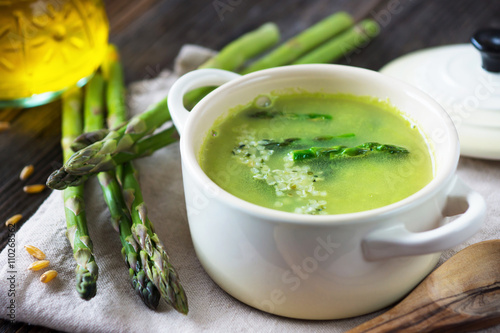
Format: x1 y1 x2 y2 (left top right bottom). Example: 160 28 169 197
292 149 317 161
65 141 106 175
46 167 88 190
165 264 189 314
75 266 98 300
71 128 110 152
292 142 409 161
172 286 189 315
359 19 380 38
149 261 189 314
131 270 161 310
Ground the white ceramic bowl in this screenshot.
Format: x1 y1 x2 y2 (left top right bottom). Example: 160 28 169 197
167 65 486 320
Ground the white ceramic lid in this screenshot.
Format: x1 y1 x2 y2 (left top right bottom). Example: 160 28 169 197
380 39 500 160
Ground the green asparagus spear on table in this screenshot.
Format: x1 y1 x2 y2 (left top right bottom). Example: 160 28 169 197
293 19 379 65
292 142 409 161
198 22 279 71
83 73 105 133
69 51 129 152
104 46 128 129
119 162 188 314
99 51 158 304
61 86 98 300
61 96 171 176
71 121 178 175
82 60 162 309
104 45 188 313
241 12 353 74
71 128 110 152
97 169 161 309
49 171 89 190
47 126 178 190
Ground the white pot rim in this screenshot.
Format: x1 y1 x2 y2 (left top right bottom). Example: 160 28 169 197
179 64 460 226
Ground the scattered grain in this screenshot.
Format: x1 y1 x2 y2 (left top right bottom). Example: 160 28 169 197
19 165 34 180
27 260 50 271
23 184 46 194
5 214 22 227
40 270 58 283
24 245 46 260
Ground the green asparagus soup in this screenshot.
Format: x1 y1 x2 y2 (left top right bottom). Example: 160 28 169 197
199 92 434 215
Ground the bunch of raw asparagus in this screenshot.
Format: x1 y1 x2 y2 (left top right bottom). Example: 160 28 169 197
60 47 186 312
47 12 379 313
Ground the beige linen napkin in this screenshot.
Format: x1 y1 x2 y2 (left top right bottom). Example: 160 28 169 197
1 45 499 333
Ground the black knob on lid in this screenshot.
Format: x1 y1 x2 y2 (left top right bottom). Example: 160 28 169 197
471 28 500 73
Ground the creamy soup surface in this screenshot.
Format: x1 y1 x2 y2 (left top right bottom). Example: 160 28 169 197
200 92 434 215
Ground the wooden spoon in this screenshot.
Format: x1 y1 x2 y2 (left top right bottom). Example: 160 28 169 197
347 239 500 333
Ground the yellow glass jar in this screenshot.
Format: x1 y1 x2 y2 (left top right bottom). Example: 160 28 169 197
0 0 109 107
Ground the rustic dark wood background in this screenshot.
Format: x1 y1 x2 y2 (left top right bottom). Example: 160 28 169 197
1 0 499 331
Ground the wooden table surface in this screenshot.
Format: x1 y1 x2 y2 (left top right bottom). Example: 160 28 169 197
1 0 499 331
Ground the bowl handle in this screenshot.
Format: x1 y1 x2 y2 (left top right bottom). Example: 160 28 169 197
362 177 486 261
167 68 242 135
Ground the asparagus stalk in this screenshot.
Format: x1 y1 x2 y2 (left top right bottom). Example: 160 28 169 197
62 96 171 176
198 22 280 71
292 142 409 161
83 61 161 309
83 73 105 132
48 171 89 190
97 169 161 309
253 133 355 150
120 162 188 314
293 19 380 65
106 45 188 314
71 128 109 152
184 23 280 110
102 45 162 309
61 86 98 300
105 45 127 129
47 126 179 190
241 12 353 74
70 46 127 152
257 138 301 150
